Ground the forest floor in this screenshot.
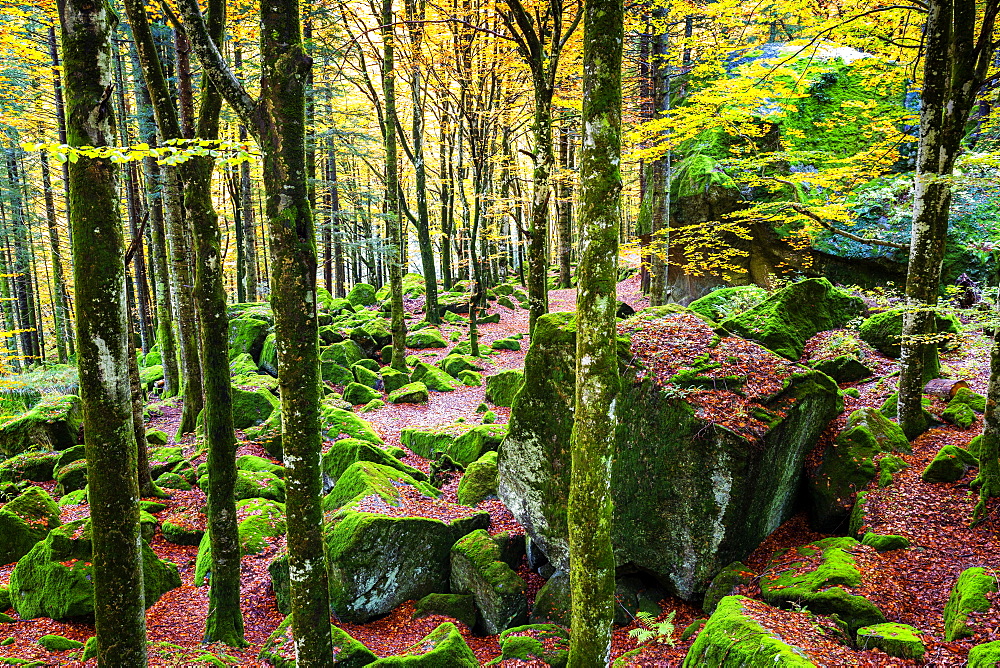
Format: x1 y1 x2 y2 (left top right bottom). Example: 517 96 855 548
1 274 999 666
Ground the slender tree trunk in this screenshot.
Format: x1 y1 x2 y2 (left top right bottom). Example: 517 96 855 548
568 0 622 661
235 47 259 302
6 150 39 364
39 149 68 363
439 101 454 292
48 25 75 357
59 0 148 661
527 84 553 333
974 327 1000 521
648 7 669 306
557 122 573 289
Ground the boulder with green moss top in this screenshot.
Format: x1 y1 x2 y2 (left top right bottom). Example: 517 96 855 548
438 354 483 378
37 634 83 651
229 353 259 377
321 439 427 487
856 622 924 659
450 529 527 634
702 561 754 615
922 445 978 483
347 283 377 307
323 461 438 512
808 407 909 531
321 405 382 444
406 328 448 349
0 486 61 565
499 310 841 601
228 316 270 362
682 595 821 667
0 395 82 458
359 399 384 414
54 459 87 496
58 489 88 507
858 306 961 358
806 331 876 383
951 387 987 413
388 382 429 404
259 614 377 668
155 472 192 491
410 363 457 392
0 586 8 610
359 318 393 349
861 532 910 552
969 640 1000 667
236 455 284 478
402 423 506 466
10 519 180 620
879 391 938 437
413 593 477 628
688 285 768 322
139 365 164 391
231 385 278 430
321 361 354 385
322 340 366 369
379 368 409 395
760 536 884 633
490 624 568 667
944 567 998 641
491 338 521 351
484 370 524 407
0 451 60 484
942 401 977 428
258 333 278 376
161 513 204 546
457 451 498 506
719 278 865 360
479 313 501 324
877 454 909 487
145 429 168 446
368 622 477 666
343 382 381 405
56 445 85 470
458 371 482 387
352 364 379 389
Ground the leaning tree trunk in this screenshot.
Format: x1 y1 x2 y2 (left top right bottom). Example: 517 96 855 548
59 0 148 662
567 0 622 661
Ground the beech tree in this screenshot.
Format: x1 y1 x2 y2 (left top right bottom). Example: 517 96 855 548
59 0 147 662
567 0 622 661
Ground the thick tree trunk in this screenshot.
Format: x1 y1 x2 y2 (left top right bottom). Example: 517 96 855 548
567 0 622 661
974 330 1000 521
59 0 148 662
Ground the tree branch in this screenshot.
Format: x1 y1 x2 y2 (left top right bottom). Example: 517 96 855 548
786 203 908 250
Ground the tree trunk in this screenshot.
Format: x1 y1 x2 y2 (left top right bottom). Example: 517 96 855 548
59 0 148 661
39 149 69 363
557 122 573 289
439 100 454 292
568 0 622 661
526 85 552 334
974 329 1000 521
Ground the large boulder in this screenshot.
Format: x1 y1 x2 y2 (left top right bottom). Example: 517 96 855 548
321 405 383 444
944 567 998 641
401 423 506 466
0 395 82 458
347 283 377 307
231 385 279 430
0 451 61 484
0 486 61 565
450 529 527 634
228 316 270 362
10 519 180 620
858 306 961 358
687 285 768 322
498 310 841 600
321 438 427 486
484 370 524 407
719 278 865 360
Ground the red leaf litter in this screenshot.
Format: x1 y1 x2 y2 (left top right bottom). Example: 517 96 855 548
2 276 999 666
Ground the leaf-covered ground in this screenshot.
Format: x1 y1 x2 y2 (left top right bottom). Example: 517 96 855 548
1 273 998 666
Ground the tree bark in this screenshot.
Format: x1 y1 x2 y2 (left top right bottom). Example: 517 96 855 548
974 329 1000 521
59 0 148 661
568 0 622 661
39 149 69 363
556 122 573 289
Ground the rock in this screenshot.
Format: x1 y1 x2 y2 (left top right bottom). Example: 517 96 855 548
379 368 409 394
149 446 185 479
479 313 500 324
811 355 874 383
456 451 498 506
702 561 754 615
360 318 393 349
343 383 381 405
228 316 270 361
388 382 429 404
0 395 82 458
59 490 88 506
402 424 506 466
258 333 278 376
360 399 385 413
161 513 204 546
951 386 987 412
718 278 864 360
944 567 998 641
808 408 909 531
155 472 192 491
613 575 666 626
458 371 482 386
450 529 527 634
37 635 83 651
259 614 377 668
145 429 168 446
237 455 284 478
321 361 354 385
861 532 910 552
352 364 379 389
493 625 569 667
413 593 477 629
688 285 768 321
347 283 377 307
322 340 366 368
760 536 884 633
54 459 87 496
139 365 164 391
484 370 524 407
323 461 438 512
229 353 259 377
683 596 827 667
942 401 977 428
10 519 180 620
921 445 978 483
969 640 1000 667
368 622 477 666
231 386 278 430
321 439 427 486
499 310 841 600
0 451 60 484
0 586 9 610
0 486 61 565
858 306 961 358
321 405 383 444
411 363 457 391
438 355 483 378
856 622 925 660
530 571 570 625
806 331 875 382
406 328 448 349
877 454 909 487
490 338 521 351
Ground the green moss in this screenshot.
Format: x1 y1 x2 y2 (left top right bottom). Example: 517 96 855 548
36 635 83 651
227 316 270 362
343 383 381 405
688 285 768 322
702 561 753 615
410 363 457 391
388 382 429 404
861 533 910 552
969 640 1000 667
321 340 366 368
921 445 978 483
321 438 427 485
413 593 477 629
321 406 383 444
0 486 61 564
161 516 204 546
230 385 279 431
944 567 998 641
360 399 385 413
139 365 164 391
458 371 482 386
484 369 524 407
352 364 379 389
380 368 410 394
856 622 924 659
154 472 191 491
406 328 448 349
0 451 60 484
229 353 259 377
258 614 377 667
401 424 503 466
858 307 961 358
323 461 438 512
0 395 82 458
494 624 569 667
367 622 477 666
877 454 909 487
321 361 354 385
236 455 284 478
439 355 483 378
951 387 987 413
456 452 498 506
53 459 87 496
490 338 521 351
942 401 977 429
450 529 527 633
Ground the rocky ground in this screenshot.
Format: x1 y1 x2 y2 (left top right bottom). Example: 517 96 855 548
0 273 998 666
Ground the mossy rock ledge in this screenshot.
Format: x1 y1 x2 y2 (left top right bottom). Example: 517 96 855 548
498 310 841 601
0 395 82 458
0 486 61 565
450 529 527 634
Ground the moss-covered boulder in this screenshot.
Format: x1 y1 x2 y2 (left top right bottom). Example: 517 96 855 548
807 408 909 531
343 382 381 405
410 363 457 392
54 459 88 496
760 536 884 633
380 368 409 394
805 331 876 383
161 512 205 546
323 461 439 513
688 285 768 322
458 371 482 387
237 454 284 478
139 364 164 391
855 622 924 659
10 519 180 620
439 355 483 378
858 306 961 358
406 328 448 349
719 278 865 360
969 640 1000 667
322 439 427 486
148 446 185 477
921 445 978 483
944 567 998 641
490 338 521 351
413 593 477 629
499 310 841 599
0 486 61 565
228 316 270 362
951 386 987 413
942 401 977 428
322 361 354 385
861 532 910 552
402 424 506 466
231 385 278 430
229 352 259 377
0 395 82 458
368 622 477 666
37 634 83 651
0 451 60 484
351 364 379 389
456 451 498 506
491 624 569 668
321 405 382 444
259 615 377 668
484 370 524 407
258 333 278 376
450 529 527 634
347 283 377 307
702 561 754 615
322 340 366 370
388 382 429 404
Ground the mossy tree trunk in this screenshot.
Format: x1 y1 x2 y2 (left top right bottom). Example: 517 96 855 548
898 0 996 439
974 330 1000 521
59 0 148 662
567 0 622 662
39 148 68 363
